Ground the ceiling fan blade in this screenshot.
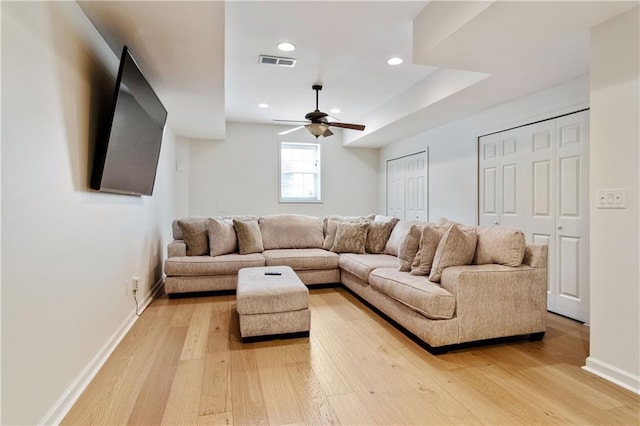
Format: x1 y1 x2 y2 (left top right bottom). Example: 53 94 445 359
278 125 305 135
273 119 309 124
327 122 365 131
322 128 334 137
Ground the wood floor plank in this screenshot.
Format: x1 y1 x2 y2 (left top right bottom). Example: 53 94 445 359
62 289 640 425
197 411 232 425
182 301 213 360
229 339 269 425
199 352 232 416
327 391 378 426
161 358 205 425
128 326 188 425
287 362 341 425
255 345 304 425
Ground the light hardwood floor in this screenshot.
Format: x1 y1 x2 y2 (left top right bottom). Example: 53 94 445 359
63 287 639 425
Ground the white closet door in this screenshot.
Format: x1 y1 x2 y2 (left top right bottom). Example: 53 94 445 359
386 158 405 219
479 133 500 226
406 152 427 220
386 151 427 220
528 119 557 312
554 111 590 322
498 126 530 231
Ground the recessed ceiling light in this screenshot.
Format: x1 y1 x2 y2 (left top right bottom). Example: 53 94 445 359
258 103 269 108
387 57 403 66
330 108 341 114
277 42 296 52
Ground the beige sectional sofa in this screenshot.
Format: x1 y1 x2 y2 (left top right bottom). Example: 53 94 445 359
164 214 548 351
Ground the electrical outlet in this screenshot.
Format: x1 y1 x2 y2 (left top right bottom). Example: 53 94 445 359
132 277 140 293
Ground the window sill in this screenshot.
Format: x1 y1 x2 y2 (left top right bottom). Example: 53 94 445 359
279 199 323 204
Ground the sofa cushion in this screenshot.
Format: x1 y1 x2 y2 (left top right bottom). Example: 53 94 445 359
410 224 447 276
259 214 324 250
233 219 264 255
429 225 478 283
475 225 526 267
398 224 424 271
384 220 424 256
178 219 209 256
366 217 400 254
207 218 237 256
338 253 399 281
331 221 370 254
165 253 265 276
263 249 339 270
369 268 456 320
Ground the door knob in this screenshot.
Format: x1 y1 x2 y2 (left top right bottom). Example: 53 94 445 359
557 225 563 230
493 221 499 225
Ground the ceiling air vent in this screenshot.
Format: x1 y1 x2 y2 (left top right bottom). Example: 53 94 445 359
259 55 296 68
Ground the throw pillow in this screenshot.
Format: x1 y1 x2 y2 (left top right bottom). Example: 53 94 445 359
429 224 478 283
410 225 447 276
322 218 342 250
177 219 209 256
397 224 424 271
233 219 264 255
331 221 370 254
366 217 400 253
384 219 423 256
475 225 526 267
207 218 238 256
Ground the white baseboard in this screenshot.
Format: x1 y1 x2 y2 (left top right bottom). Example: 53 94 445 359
39 278 164 425
583 357 640 395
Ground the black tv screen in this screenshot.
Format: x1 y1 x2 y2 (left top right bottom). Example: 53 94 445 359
91 46 167 196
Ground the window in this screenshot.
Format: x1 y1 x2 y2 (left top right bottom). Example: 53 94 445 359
280 141 321 203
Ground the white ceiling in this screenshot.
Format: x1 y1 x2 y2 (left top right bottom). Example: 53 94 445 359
78 1 638 147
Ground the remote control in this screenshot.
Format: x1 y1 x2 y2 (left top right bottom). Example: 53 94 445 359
264 272 282 276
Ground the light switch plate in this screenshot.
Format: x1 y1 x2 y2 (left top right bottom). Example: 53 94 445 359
597 188 626 209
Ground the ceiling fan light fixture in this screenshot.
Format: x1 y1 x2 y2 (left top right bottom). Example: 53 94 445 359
277 42 296 52
307 123 329 137
387 57 403 66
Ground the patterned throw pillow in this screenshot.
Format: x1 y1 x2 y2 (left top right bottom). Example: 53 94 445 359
233 219 264 255
177 219 209 256
330 222 370 254
366 218 400 253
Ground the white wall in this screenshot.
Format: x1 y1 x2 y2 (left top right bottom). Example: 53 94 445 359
378 75 590 224
188 122 379 217
585 7 640 393
1 3 179 424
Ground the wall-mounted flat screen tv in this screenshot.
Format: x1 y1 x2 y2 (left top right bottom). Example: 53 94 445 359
91 46 167 196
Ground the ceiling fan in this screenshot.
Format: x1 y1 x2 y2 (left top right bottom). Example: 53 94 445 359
274 84 365 138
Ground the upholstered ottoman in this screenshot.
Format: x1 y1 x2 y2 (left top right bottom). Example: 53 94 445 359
236 265 310 341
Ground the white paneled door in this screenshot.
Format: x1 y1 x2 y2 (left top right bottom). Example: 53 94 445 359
479 110 589 322
387 151 427 221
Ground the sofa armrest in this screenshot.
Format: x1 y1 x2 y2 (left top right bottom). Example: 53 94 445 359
440 264 547 344
168 240 187 257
